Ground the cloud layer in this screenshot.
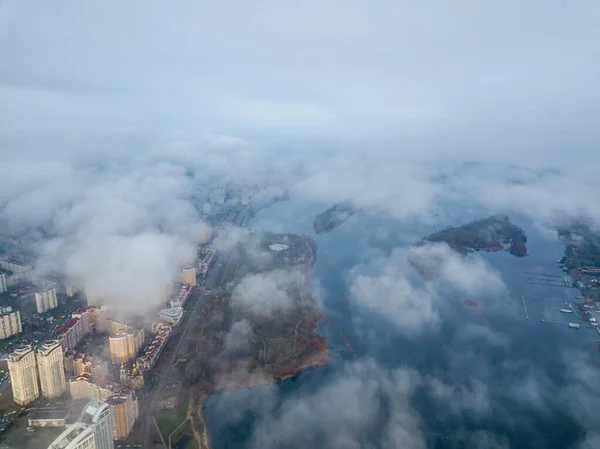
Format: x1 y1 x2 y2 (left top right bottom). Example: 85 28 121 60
348 243 507 337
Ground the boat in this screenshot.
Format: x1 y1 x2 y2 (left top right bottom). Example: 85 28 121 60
560 308 574 313
568 323 580 329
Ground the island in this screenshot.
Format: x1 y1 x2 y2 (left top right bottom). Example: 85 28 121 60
182 231 328 448
422 214 528 256
556 220 600 305
410 215 528 279
313 201 356 234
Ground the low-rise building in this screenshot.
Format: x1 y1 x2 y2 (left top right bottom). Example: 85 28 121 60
136 323 172 371
198 247 216 275
28 410 70 428
158 307 184 325
170 284 192 308
119 365 144 390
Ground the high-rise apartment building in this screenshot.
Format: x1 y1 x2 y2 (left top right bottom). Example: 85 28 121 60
35 288 58 313
0 305 22 339
108 330 144 365
8 344 39 405
0 273 6 293
89 306 109 333
69 374 118 401
106 390 139 440
47 399 114 449
37 340 67 399
85 287 111 307
180 264 196 286
108 322 144 366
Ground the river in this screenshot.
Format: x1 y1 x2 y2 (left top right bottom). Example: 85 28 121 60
203 196 598 449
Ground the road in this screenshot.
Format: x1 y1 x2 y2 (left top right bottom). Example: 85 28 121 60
143 289 206 448
142 205 252 448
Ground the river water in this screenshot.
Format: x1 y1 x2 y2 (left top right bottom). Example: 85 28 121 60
203 196 598 449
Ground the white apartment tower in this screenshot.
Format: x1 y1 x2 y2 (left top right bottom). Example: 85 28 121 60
37 340 67 399
0 273 6 293
47 399 114 449
35 287 58 313
0 305 22 339
8 344 39 405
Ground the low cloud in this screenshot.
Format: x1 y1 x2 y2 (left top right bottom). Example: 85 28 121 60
248 359 425 449
12 160 210 315
224 319 257 353
426 377 491 418
233 269 298 316
348 243 507 337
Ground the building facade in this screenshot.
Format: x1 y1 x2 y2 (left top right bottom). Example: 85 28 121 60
48 422 96 449
35 288 58 313
136 323 172 371
180 264 196 286
48 400 114 449
108 328 144 365
8 344 39 405
88 306 109 333
69 374 118 401
106 390 139 440
0 253 32 273
0 273 6 293
0 305 22 339
37 340 67 399
119 365 144 389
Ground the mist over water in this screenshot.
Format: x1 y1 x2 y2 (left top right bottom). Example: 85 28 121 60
205 196 596 449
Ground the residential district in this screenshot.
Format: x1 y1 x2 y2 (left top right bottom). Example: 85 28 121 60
0 186 290 449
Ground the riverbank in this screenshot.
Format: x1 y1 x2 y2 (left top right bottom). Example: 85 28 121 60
187 229 328 449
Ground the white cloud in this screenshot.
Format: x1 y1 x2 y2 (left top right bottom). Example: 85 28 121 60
233 269 298 316
348 243 507 337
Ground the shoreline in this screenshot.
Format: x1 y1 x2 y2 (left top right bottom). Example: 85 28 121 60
189 210 328 449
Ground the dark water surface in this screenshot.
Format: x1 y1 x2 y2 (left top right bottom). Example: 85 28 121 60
204 197 597 448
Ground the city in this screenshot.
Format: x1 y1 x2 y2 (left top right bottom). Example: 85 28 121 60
0 185 274 449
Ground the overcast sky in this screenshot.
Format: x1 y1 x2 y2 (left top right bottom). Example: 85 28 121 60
1 1 599 160
1 2 600 311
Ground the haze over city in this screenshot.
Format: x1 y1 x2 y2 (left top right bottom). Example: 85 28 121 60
0 2 599 449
